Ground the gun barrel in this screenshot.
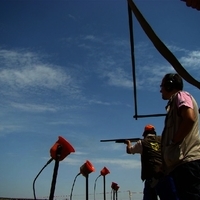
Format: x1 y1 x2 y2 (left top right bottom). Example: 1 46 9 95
100 138 141 143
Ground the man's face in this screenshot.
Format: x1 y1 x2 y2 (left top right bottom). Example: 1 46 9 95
160 78 170 100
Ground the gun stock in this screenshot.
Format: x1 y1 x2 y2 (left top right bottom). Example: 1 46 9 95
100 138 141 143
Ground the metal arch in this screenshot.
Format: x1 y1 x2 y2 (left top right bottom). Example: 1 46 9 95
127 0 200 120
127 1 166 119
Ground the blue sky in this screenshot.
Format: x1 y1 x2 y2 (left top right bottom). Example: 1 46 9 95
0 0 200 200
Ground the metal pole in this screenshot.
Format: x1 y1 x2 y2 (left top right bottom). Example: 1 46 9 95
86 174 89 200
49 159 59 200
112 190 115 200
49 145 62 200
103 176 106 200
128 190 132 200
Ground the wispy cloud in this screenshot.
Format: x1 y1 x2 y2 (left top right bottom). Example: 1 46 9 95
166 44 188 53
0 125 22 136
62 156 140 169
10 102 58 112
180 50 200 70
82 35 100 42
81 36 198 92
93 158 140 169
0 48 82 98
105 67 133 88
88 99 111 105
68 14 76 20
0 65 69 89
128 43 200 90
1 42 199 109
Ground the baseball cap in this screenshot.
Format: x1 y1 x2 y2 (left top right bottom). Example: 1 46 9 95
143 124 155 136
144 124 155 131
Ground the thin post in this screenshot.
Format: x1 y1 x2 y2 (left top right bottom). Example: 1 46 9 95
86 174 89 200
49 145 62 200
103 176 106 200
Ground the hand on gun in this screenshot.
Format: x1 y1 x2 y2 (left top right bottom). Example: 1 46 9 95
100 137 140 154
125 140 132 154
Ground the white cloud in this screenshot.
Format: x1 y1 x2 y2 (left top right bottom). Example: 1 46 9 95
10 102 58 112
180 50 200 70
0 125 22 136
88 99 111 106
68 14 76 20
106 68 133 88
61 156 140 169
0 65 69 89
62 157 83 166
166 44 188 53
0 48 82 98
93 158 141 169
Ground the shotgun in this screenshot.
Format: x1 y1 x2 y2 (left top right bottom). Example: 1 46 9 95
100 138 141 143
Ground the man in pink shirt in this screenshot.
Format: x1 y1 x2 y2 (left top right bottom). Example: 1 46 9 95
160 73 200 199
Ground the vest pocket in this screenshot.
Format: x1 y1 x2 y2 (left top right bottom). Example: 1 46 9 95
164 143 183 167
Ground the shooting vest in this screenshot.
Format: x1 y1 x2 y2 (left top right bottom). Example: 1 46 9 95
161 91 200 174
141 135 162 181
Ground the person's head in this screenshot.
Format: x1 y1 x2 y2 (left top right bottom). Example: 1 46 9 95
142 124 156 137
160 73 183 100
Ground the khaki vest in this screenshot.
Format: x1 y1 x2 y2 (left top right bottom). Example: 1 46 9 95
161 91 200 174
